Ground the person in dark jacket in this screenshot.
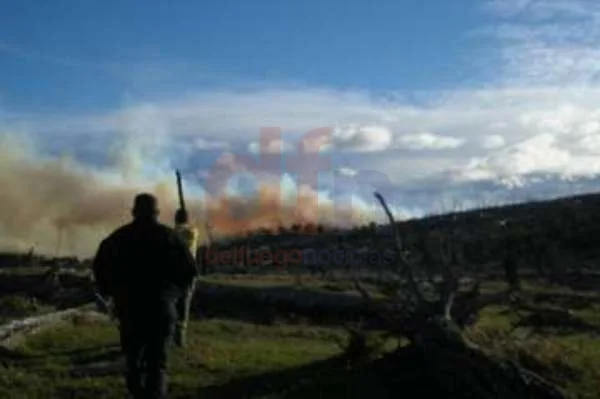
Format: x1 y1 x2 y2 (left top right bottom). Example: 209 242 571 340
92 193 197 399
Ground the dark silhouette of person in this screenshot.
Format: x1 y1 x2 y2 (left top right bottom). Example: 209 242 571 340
92 193 197 399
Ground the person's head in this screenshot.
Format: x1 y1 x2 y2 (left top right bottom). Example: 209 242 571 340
132 193 159 222
174 208 188 225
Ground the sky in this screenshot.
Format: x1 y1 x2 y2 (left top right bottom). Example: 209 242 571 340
1 0 487 110
3 0 600 253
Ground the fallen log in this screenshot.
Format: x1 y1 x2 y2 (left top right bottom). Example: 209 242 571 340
0 303 102 349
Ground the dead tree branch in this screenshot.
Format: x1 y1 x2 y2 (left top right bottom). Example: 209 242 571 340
373 192 424 305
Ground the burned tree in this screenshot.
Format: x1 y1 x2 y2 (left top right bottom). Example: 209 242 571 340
347 192 566 399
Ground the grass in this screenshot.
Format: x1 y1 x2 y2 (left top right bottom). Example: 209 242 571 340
465 301 600 399
0 295 54 324
0 276 599 398
0 316 348 399
467 325 600 398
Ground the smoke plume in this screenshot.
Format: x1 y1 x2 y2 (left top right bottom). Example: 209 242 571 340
0 133 368 258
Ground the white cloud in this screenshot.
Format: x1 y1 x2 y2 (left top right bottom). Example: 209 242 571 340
332 124 393 152
458 130 600 187
481 0 600 85
336 167 358 177
481 134 506 149
462 133 569 179
300 130 333 153
248 138 293 154
195 137 230 150
12 85 600 190
395 132 465 150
